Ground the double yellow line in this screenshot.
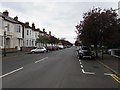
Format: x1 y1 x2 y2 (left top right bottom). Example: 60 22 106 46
111 74 120 84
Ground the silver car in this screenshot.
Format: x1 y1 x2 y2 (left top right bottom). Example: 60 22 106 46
30 47 47 53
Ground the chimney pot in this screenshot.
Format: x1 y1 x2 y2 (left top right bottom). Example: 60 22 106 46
49 31 51 36
43 28 45 32
32 23 35 29
14 16 18 21
3 10 9 16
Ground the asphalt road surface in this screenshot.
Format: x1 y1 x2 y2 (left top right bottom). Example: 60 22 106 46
2 47 120 88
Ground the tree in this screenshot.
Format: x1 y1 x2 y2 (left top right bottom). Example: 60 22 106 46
36 35 50 46
76 7 119 57
60 39 73 46
49 36 59 44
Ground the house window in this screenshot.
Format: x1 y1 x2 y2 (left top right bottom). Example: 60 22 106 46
0 36 3 47
36 33 37 37
16 25 21 33
32 40 34 46
30 30 31 36
2 36 3 46
7 24 10 31
27 40 28 46
18 26 21 33
27 30 29 35
29 40 31 46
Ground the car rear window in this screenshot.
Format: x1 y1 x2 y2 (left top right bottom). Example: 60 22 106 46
82 47 90 50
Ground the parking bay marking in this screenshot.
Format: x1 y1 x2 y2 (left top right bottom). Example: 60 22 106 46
81 68 95 75
79 60 95 75
79 59 120 84
0 67 24 78
35 57 48 63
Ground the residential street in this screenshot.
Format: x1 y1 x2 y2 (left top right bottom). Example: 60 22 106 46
1 47 120 88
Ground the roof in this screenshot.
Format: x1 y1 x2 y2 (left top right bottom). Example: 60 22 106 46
0 12 24 25
0 11 45 33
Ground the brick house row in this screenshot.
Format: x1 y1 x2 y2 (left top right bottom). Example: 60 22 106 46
0 10 51 52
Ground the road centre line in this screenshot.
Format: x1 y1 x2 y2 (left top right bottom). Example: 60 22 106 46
0 67 24 78
35 57 48 63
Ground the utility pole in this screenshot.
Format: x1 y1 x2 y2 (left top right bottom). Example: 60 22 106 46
3 31 6 56
3 26 8 56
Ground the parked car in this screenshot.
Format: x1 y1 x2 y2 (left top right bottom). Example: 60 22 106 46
78 46 95 59
58 45 64 49
30 47 47 53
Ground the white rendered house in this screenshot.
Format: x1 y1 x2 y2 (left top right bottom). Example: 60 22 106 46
0 10 23 50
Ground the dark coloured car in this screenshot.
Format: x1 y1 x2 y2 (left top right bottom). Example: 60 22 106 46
78 46 95 59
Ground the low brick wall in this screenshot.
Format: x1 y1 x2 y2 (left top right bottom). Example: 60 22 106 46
20 47 34 52
2 48 17 53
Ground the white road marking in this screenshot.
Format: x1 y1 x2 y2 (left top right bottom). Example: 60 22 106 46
104 73 113 76
82 69 85 73
79 59 95 75
81 68 95 75
0 67 24 78
35 57 48 63
84 71 95 75
79 62 82 65
81 65 83 68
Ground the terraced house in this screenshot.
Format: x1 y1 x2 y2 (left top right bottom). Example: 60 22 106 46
23 22 47 48
0 10 24 52
0 10 55 53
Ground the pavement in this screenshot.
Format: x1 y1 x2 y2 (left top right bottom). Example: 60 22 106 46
1 47 120 88
2 51 29 58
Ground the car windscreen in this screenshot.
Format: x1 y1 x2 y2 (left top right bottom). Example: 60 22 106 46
82 47 90 50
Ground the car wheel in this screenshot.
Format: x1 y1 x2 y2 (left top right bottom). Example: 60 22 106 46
32 51 35 54
43 51 46 53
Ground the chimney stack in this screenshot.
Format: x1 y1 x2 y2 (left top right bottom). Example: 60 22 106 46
49 31 51 36
3 10 9 16
37 28 40 31
25 22 29 26
14 16 18 21
43 28 45 32
32 23 35 29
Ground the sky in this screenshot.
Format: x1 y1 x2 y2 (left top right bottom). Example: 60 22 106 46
0 0 119 43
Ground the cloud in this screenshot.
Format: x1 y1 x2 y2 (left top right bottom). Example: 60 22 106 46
0 1 118 43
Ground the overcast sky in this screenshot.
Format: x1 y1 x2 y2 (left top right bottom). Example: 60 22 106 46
0 1 119 43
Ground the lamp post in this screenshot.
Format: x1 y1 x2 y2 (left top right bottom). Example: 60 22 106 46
3 26 7 56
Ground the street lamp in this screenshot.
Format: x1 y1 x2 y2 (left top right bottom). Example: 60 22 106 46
3 26 8 56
